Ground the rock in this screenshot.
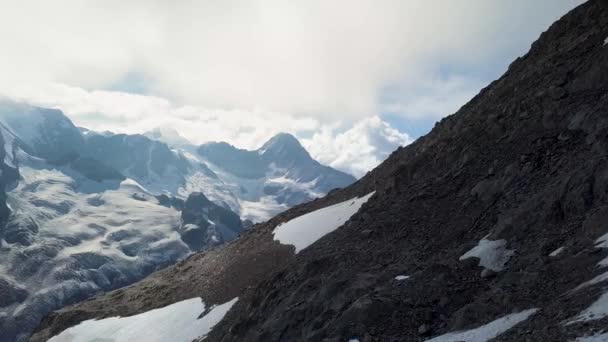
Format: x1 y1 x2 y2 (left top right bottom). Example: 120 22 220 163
549 86 567 100
438 296 450 308
418 324 431 336
361 229 374 237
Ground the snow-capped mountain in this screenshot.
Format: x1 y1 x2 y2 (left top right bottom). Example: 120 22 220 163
197 133 355 218
0 128 245 341
30 2 608 342
143 127 194 150
0 100 353 341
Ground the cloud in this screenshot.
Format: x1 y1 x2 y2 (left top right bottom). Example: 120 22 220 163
0 0 584 121
0 0 585 176
302 116 412 177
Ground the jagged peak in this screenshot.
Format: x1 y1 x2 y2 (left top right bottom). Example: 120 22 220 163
257 132 308 158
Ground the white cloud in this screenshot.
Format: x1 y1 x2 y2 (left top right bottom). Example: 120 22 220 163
302 116 412 177
0 0 584 120
0 0 585 176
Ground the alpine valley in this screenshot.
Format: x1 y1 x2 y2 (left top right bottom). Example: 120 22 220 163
0 101 354 342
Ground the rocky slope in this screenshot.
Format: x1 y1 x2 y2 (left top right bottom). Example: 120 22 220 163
31 1 608 341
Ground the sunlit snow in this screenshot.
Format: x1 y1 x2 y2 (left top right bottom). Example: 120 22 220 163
460 236 515 272
273 192 375 253
48 297 238 342
577 332 608 341
425 309 539 342
570 231 608 292
567 292 608 325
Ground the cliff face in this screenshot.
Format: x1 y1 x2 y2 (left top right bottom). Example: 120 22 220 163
32 1 608 341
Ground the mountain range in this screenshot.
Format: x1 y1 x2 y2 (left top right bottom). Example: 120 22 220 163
27 1 608 341
0 103 354 342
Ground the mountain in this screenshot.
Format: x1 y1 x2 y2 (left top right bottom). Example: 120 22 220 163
198 133 356 208
0 101 85 162
144 127 194 149
179 192 243 251
0 120 245 341
0 101 352 341
30 2 608 341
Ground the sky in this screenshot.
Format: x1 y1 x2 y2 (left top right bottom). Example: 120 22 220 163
0 0 585 177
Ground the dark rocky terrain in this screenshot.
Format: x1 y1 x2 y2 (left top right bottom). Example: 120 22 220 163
31 1 608 341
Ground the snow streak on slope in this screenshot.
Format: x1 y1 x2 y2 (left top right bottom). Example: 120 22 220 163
425 309 539 342
576 332 608 341
568 292 608 324
567 231 608 325
48 297 238 342
273 192 375 253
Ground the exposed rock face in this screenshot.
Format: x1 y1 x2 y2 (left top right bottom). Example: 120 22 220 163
83 132 191 187
179 192 243 251
0 129 19 229
31 2 608 342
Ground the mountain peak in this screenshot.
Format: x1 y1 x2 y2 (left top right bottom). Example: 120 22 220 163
258 133 308 158
143 127 193 148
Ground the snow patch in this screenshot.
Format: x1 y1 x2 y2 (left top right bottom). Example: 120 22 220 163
549 246 565 257
574 232 608 291
273 192 375 253
577 332 608 341
460 237 515 272
425 309 539 342
48 297 238 342
567 292 608 325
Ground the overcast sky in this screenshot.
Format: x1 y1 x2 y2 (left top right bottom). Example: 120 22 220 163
0 0 584 177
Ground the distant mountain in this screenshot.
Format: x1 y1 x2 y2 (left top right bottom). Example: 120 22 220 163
31 2 608 342
0 100 354 341
198 133 356 208
0 121 245 341
0 101 85 161
143 127 193 149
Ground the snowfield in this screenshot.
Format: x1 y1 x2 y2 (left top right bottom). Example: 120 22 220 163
48 297 238 342
273 192 375 253
425 309 539 342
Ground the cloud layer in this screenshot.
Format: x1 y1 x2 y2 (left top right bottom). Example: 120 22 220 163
0 0 585 176
0 0 583 119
